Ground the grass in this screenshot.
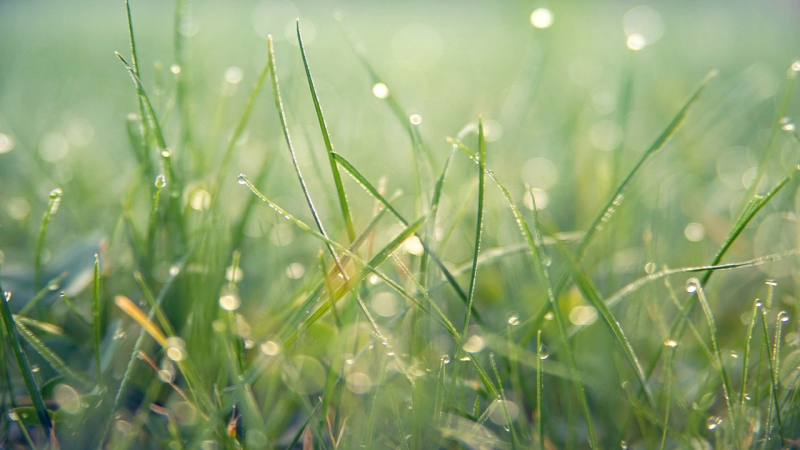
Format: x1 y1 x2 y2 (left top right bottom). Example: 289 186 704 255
2 1 800 448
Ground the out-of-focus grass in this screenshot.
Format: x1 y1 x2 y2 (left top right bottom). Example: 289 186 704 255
1 0 800 448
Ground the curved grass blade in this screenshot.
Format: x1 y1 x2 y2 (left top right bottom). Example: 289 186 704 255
115 52 186 245
742 61 799 211
690 279 736 432
124 0 152 171
12 317 93 389
0 283 52 436
524 173 598 448
550 239 656 408
331 151 481 322
19 272 68 316
297 20 355 243
210 52 271 200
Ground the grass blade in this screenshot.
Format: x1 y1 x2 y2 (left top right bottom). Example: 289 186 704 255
331 151 480 322
461 118 486 335
12 317 93 388
0 282 52 437
551 239 656 408
92 254 102 388
34 188 63 291
297 20 356 243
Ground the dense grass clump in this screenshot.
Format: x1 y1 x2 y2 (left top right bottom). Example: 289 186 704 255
2 1 800 448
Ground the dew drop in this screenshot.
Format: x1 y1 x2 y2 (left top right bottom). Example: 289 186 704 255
686 279 699 294
169 266 180 276
620 441 628 450
543 312 554 321
664 339 678 348
7 411 18 421
372 82 389 99
155 174 166 189
507 312 520 326
49 188 63 199
793 61 800 72
755 299 763 309
706 415 722 431
237 174 247 185
778 311 790 323
344 353 355 365
165 337 186 362
780 117 795 131
530 8 554 29
538 344 549 360
644 262 656 274
160 149 171 159
765 279 777 287
441 354 450 364
409 114 422 126
260 340 280 356
219 294 241 311
729 350 739 359
170 64 181 74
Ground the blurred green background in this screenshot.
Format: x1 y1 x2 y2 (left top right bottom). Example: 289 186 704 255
2 1 800 446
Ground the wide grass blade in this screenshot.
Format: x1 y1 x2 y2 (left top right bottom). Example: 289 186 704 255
12 317 93 388
297 20 356 243
0 282 52 437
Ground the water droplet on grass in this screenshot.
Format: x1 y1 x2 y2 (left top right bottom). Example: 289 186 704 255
530 8 554 29
765 279 777 287
219 294 240 311
372 82 389 99
686 279 699 293
170 65 181 74
507 312 520 326
237 174 247 185
780 117 795 131
166 337 186 362
706 416 722 430
50 188 63 199
409 114 422 125
441 355 450 364
224 67 243 84
155 174 166 188
538 344 549 360
778 311 790 323
664 339 678 348
644 262 656 274
793 61 800 72
260 341 280 356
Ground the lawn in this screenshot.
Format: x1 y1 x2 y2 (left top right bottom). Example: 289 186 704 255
1 0 800 448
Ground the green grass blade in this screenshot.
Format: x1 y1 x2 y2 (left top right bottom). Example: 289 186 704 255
297 20 356 243
19 272 68 316
331 151 480 321
211 53 271 200
536 330 545 450
577 70 716 254
12 317 93 389
0 283 52 436
742 61 799 210
551 240 656 408
124 0 152 172
691 279 736 432
92 254 102 388
34 188 63 291
525 171 598 448
461 118 486 336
